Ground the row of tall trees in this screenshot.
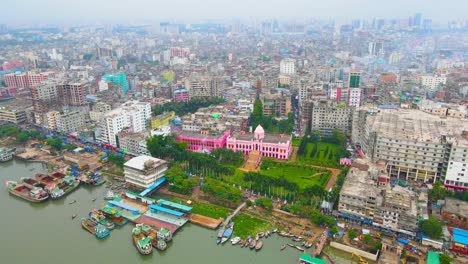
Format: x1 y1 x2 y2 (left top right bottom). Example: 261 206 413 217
249 98 294 134
152 97 225 117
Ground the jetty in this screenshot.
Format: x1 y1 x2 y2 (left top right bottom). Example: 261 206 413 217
312 230 328 257
222 202 246 227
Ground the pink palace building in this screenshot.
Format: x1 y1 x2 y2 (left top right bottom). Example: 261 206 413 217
177 130 230 153
226 125 292 160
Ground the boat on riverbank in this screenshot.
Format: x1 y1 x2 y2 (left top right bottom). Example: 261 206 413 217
221 228 233 244
21 177 42 188
0 149 13 162
216 227 225 244
48 177 80 200
100 206 128 226
231 237 241 245
132 226 153 255
89 209 115 230
6 180 49 202
255 240 263 251
249 239 257 249
81 217 110 239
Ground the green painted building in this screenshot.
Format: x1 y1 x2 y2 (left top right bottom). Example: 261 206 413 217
103 73 128 93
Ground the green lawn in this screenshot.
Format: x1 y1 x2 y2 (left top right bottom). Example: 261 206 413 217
191 203 231 219
292 138 302 147
260 161 331 189
297 142 342 167
232 213 273 238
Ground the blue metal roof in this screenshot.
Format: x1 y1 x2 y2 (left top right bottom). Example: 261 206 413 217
149 205 184 217
107 201 139 213
139 177 166 197
157 199 192 212
453 228 468 245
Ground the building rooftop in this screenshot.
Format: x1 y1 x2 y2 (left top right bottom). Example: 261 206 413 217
230 131 291 144
443 198 468 219
365 108 468 146
340 167 380 199
178 130 227 140
124 155 166 171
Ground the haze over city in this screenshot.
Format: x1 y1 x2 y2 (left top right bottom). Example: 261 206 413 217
2 0 468 23
0 0 467 264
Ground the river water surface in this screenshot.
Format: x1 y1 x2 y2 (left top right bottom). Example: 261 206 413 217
1 159 308 263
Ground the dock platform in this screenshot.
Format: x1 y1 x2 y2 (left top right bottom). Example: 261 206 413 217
189 214 222 229
135 215 179 233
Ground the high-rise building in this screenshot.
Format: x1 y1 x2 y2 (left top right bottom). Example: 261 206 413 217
4 71 55 88
413 13 422 28
280 58 296 75
124 155 168 190
347 88 362 107
348 72 360 88
102 73 128 93
97 101 151 146
59 81 88 106
30 80 60 113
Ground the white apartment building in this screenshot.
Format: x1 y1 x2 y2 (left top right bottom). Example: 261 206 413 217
347 88 362 107
445 135 468 190
420 75 447 93
280 58 296 75
124 155 168 189
56 111 85 133
97 101 151 146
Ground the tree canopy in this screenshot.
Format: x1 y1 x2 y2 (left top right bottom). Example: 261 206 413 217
421 216 443 239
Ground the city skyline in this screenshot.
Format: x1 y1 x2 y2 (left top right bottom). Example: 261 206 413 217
1 0 467 24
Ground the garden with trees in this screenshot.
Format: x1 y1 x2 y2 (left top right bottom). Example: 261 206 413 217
152 97 225 117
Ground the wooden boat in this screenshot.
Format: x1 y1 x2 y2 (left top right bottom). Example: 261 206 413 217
257 232 265 238
255 234 259 241
100 207 128 226
20 177 42 188
280 244 286 251
6 181 49 203
249 240 257 249
69 200 77 204
288 243 295 248
231 237 241 245
272 228 278 233
265 231 270 237
72 214 77 219
293 238 302 242
255 240 263 251
295 245 305 252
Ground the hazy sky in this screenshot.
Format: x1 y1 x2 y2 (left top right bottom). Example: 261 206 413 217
2 0 467 24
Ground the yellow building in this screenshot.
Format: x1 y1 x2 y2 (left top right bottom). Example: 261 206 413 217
46 111 60 130
150 111 175 129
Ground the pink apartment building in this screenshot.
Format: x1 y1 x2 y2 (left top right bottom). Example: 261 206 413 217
226 125 292 160
177 130 230 153
173 88 190 102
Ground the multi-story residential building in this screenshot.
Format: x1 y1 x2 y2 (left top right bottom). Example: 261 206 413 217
173 88 190 102
46 111 60 130
59 81 88 106
177 130 231 153
56 111 85 133
418 100 466 119
117 130 149 156
301 100 352 135
421 75 447 93
89 102 111 121
338 162 421 235
180 105 249 133
227 125 292 160
185 76 212 98
280 58 296 75
102 73 128 93
124 155 168 189
210 77 226 98
260 88 291 118
444 135 468 190
0 107 27 124
441 198 468 230
347 88 362 107
348 72 361 88
97 101 151 146
354 108 468 183
4 71 55 88
30 80 60 113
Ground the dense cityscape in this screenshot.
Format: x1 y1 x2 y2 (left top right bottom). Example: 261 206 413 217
0 4 467 264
